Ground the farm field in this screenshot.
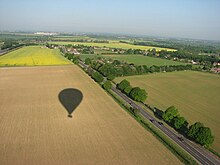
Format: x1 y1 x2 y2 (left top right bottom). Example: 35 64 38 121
49 41 177 51
79 54 186 66
0 46 71 66
104 55 186 66
115 71 220 152
0 65 181 165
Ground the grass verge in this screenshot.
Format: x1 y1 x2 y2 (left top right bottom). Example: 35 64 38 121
107 89 197 165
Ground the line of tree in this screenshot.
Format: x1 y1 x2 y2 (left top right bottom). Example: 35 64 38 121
89 58 193 79
157 50 220 66
117 79 147 102
1 39 23 50
53 39 109 43
91 71 104 83
64 53 79 64
102 80 112 91
162 106 214 147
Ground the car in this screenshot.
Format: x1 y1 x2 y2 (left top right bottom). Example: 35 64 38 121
178 136 184 142
150 119 155 122
158 121 163 125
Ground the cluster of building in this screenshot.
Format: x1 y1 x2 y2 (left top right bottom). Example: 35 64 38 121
34 32 58 36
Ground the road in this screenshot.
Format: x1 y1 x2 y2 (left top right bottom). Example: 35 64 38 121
78 60 220 165
0 46 23 56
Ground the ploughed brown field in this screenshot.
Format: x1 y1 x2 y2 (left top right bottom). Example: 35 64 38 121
0 65 181 165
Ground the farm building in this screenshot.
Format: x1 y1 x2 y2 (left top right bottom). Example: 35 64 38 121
211 68 220 73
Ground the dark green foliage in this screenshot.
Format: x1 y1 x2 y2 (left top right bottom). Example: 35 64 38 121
64 53 80 64
99 63 117 77
124 85 132 95
162 106 179 123
173 116 188 130
112 60 121 65
107 74 115 81
188 122 204 139
73 59 79 64
85 58 91 65
188 122 214 147
195 127 214 147
1 40 13 49
102 80 112 91
91 71 104 83
129 87 147 102
117 79 130 91
1 39 21 50
86 56 193 78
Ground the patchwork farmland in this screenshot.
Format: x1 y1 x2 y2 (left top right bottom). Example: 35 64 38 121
49 41 176 52
0 56 181 164
115 71 220 152
79 54 187 67
103 55 186 66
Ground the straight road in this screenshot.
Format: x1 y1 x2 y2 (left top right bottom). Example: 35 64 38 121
79 60 220 165
111 87 220 165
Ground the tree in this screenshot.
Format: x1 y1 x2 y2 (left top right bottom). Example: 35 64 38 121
102 81 112 91
107 74 115 81
85 58 91 65
73 59 79 64
124 85 132 95
1 39 13 49
129 87 147 102
162 106 179 123
188 122 204 139
173 116 188 130
195 127 214 147
91 72 104 83
117 79 130 91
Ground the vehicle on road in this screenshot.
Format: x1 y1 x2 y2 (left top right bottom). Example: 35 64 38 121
150 119 155 122
158 121 163 125
178 136 184 142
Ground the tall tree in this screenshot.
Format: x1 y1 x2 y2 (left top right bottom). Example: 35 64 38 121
196 127 214 147
173 116 188 130
188 122 204 139
117 79 130 91
129 87 147 102
162 106 179 123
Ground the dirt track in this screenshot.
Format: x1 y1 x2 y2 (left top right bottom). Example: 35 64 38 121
0 65 181 165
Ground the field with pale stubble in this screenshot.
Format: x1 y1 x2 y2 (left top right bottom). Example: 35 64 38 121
0 65 181 165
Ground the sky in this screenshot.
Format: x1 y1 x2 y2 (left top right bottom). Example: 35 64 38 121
0 0 220 40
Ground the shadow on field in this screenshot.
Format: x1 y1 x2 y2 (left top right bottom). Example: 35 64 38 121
58 88 83 118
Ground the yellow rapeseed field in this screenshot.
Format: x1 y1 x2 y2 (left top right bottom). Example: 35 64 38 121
49 41 177 52
0 46 71 66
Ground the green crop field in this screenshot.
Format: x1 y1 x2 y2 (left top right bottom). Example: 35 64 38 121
0 46 71 66
49 41 177 52
79 54 186 66
115 71 220 152
104 55 187 66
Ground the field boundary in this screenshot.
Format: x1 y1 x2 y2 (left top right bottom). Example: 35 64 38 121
77 62 197 165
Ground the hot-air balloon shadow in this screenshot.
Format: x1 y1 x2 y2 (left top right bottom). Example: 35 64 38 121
58 88 83 118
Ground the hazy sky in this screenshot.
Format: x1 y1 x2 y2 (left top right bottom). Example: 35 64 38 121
0 0 220 40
